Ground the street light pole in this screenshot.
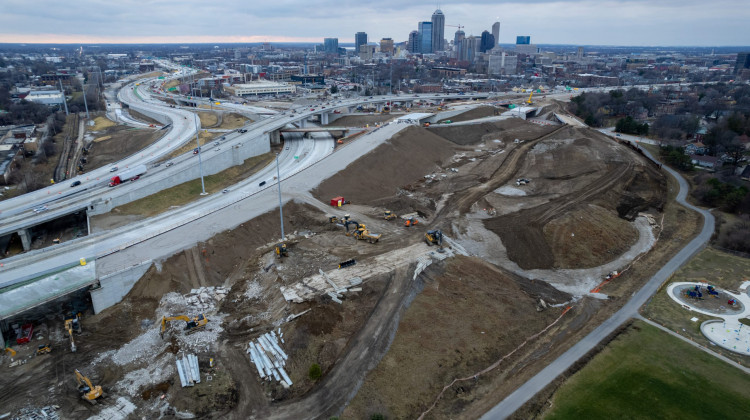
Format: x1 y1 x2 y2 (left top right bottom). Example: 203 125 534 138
193 115 207 195
276 153 285 239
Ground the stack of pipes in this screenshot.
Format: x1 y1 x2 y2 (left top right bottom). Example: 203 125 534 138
175 353 201 387
247 328 293 387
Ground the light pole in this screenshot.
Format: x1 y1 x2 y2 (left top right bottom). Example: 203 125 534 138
275 153 285 239
193 114 207 195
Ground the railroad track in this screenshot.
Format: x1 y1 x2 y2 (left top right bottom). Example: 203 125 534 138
53 113 79 182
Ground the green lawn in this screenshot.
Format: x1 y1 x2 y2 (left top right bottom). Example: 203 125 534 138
544 321 750 420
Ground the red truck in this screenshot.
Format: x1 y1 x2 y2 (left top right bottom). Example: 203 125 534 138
109 164 148 187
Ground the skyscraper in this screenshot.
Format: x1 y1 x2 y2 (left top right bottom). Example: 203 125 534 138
491 22 500 47
431 9 445 52
735 52 750 74
324 38 339 54
355 32 368 54
419 21 433 54
480 31 495 53
408 31 420 53
463 36 480 62
454 30 465 61
380 38 394 55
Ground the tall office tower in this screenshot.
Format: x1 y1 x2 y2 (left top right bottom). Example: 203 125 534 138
355 32 368 54
735 52 750 74
516 36 530 45
480 30 495 53
431 9 445 52
464 36 480 62
576 46 584 59
408 31 420 53
454 30 465 60
380 38 394 55
418 21 433 53
324 38 339 54
492 22 500 47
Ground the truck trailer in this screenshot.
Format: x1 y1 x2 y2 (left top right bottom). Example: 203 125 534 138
109 164 147 187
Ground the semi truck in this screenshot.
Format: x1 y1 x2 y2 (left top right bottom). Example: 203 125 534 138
108 164 147 187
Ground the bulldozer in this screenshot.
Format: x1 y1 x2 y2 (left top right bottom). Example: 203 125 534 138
160 314 208 339
275 243 288 258
64 313 82 353
425 230 444 247
384 210 397 221
74 369 105 405
36 344 52 356
352 224 382 244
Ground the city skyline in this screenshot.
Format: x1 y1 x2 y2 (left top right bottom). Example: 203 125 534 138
0 0 748 46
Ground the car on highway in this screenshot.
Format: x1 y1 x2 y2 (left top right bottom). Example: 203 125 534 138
259 181 266 187
214 141 220 146
214 147 220 152
110 166 118 172
222 189 230 193
193 147 201 154
70 180 81 187
166 161 174 167
33 206 48 213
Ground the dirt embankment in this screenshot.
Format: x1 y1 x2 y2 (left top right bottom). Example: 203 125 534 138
428 119 555 145
343 256 569 419
439 105 497 123
85 126 163 171
313 126 457 209
327 114 395 127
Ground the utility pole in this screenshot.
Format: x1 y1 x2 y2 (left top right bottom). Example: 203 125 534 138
193 115 207 195
59 79 69 115
276 153 285 239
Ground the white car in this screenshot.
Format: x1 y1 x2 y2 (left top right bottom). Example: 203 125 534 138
109 167 118 172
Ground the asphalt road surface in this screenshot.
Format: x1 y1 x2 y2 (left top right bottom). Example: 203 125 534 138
480 141 715 419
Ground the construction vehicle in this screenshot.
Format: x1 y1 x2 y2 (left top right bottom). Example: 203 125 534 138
36 344 52 356
329 215 340 224
275 243 288 258
384 210 397 221
404 218 419 227
526 91 534 105
352 224 381 243
343 219 361 234
64 314 81 352
425 230 444 247
160 314 208 339
74 369 105 405
4 347 16 357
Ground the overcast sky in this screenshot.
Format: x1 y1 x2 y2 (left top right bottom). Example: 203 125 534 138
0 0 748 46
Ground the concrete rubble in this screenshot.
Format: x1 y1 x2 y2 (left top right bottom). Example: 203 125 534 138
8 406 59 420
86 397 136 420
247 331 293 388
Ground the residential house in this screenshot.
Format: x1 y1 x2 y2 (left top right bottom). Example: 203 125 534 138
690 154 722 170
684 141 707 155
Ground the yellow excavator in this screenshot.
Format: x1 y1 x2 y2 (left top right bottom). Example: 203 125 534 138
4 347 16 357
425 230 444 247
526 91 534 105
64 313 82 353
275 243 288 258
384 210 397 220
74 369 105 405
160 314 208 339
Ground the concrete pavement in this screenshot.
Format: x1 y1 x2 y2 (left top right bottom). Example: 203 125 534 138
481 136 715 419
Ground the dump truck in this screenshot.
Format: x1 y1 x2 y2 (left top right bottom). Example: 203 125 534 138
108 164 147 187
352 224 381 243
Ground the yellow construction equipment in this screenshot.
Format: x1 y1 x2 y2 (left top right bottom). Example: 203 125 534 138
384 210 397 220
275 243 288 258
425 230 444 247
4 347 16 357
526 91 534 104
352 224 381 243
74 369 105 405
64 313 81 353
160 314 208 339
36 344 52 356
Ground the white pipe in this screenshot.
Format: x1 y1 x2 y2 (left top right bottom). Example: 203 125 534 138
271 368 281 382
182 355 193 385
259 335 280 362
253 343 272 377
256 342 275 376
268 336 288 360
190 354 200 384
249 347 265 378
278 366 293 386
175 357 188 387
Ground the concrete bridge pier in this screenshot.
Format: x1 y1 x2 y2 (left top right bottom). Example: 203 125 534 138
348 107 355 113
320 112 329 125
16 229 31 251
269 130 281 146
376 103 383 112
299 118 307 128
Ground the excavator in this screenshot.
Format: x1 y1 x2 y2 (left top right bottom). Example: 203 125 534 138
64 313 82 353
352 224 382 244
425 230 444 247
384 210 397 221
275 243 288 258
526 91 534 105
74 369 105 405
160 314 209 339
4 347 16 357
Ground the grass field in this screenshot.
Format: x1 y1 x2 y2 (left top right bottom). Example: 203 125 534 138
641 247 750 364
112 153 274 217
543 321 750 420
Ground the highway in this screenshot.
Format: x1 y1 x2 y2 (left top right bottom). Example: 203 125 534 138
480 137 715 419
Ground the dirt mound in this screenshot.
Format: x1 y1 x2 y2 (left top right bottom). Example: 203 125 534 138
439 106 497 123
312 126 457 205
86 126 163 170
428 119 555 145
544 204 638 269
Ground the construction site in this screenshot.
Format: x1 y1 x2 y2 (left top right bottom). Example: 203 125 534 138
1 100 683 420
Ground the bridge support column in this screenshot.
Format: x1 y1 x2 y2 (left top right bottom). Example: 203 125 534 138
376 103 383 112
405 101 412 109
16 229 31 251
269 130 281 146
321 112 329 125
299 118 307 128
348 107 355 113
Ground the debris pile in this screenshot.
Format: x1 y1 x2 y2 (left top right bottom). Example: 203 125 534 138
116 355 174 396
175 353 200 388
247 330 293 388
11 406 59 420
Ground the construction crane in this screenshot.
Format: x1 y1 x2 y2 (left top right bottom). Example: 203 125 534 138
445 24 465 32
425 230 444 247
64 313 81 353
74 369 105 405
160 314 208 339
